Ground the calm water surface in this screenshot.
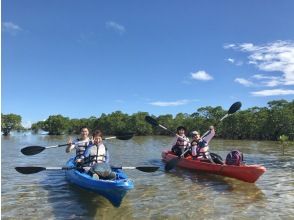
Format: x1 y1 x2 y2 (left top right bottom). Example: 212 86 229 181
1 133 294 219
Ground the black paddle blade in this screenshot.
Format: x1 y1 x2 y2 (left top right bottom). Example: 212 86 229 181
15 167 46 174
115 133 134 140
21 146 45 155
145 116 159 126
228 102 242 114
165 157 180 171
136 166 160 172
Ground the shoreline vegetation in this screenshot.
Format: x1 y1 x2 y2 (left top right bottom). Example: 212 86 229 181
2 99 294 141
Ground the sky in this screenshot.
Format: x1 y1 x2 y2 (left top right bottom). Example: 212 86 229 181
2 0 294 128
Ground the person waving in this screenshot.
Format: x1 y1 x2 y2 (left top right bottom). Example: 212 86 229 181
191 126 215 162
66 127 92 164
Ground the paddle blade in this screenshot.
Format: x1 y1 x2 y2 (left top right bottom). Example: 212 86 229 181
136 166 160 172
228 102 242 114
115 132 134 140
165 157 180 171
21 146 45 155
145 116 159 126
15 167 46 174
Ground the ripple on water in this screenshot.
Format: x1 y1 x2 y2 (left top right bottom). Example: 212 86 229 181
2 136 294 219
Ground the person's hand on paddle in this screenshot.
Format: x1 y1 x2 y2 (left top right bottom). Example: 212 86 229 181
76 158 83 163
67 137 72 145
66 137 74 153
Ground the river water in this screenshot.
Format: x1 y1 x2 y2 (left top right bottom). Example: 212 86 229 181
1 133 294 219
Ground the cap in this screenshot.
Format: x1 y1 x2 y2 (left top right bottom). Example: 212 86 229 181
191 131 199 135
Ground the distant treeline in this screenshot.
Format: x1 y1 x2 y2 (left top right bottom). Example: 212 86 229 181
2 99 294 141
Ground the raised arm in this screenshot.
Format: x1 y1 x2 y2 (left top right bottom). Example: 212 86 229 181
201 126 215 144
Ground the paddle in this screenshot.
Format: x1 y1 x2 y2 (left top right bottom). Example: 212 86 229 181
145 116 187 140
15 165 159 174
220 101 242 121
145 116 177 135
146 102 242 171
15 166 74 174
111 166 160 172
20 133 134 156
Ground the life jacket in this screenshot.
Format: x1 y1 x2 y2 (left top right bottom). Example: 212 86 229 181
83 143 108 166
75 138 91 160
191 139 209 157
174 135 189 147
197 140 208 152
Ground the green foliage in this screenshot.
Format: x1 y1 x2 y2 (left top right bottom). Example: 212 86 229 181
1 113 23 135
43 115 70 135
31 121 46 133
127 112 153 135
279 134 289 142
13 99 294 140
92 111 129 135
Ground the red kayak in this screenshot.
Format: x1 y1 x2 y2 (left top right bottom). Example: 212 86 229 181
162 150 266 183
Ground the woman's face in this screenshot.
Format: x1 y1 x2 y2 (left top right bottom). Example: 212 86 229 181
193 134 200 140
93 136 102 145
178 129 185 136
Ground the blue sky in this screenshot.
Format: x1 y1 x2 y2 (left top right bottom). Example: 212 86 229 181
2 0 294 127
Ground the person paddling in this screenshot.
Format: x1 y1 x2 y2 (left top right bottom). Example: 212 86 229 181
66 127 92 164
171 126 190 157
190 126 215 162
83 130 116 179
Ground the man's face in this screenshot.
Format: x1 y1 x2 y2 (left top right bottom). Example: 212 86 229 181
81 128 89 138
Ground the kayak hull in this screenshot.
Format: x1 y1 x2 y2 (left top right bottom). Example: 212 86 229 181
65 158 134 207
162 150 266 183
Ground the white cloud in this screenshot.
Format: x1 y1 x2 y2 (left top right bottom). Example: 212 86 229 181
226 41 294 86
224 44 236 49
251 89 294 97
252 74 283 87
149 99 191 107
239 43 257 52
227 58 235 63
252 74 269 79
191 70 213 81
105 21 126 34
227 58 243 66
2 22 22 35
234 78 254 87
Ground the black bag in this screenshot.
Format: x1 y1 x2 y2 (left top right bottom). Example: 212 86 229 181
225 150 243 166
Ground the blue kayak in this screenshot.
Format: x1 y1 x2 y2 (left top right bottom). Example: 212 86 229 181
65 158 134 207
